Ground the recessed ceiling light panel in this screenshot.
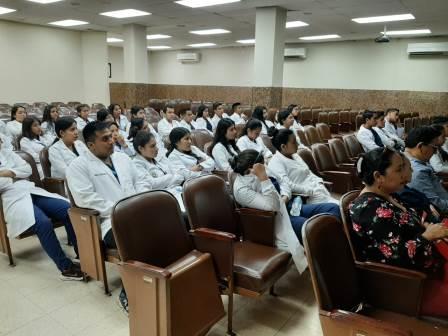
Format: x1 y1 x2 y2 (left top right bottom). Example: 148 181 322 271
352 14 415 24
299 34 341 40
147 34 172 40
27 0 64 3
107 38 123 43
100 9 151 18
383 29 431 36
49 19 89 27
148 46 172 50
175 0 240 8
286 21 309 28
190 29 230 35
0 6 16 15
236 39 255 44
188 43 216 47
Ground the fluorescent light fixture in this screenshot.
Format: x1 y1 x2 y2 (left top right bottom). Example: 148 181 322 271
352 13 415 24
175 0 240 8
0 6 16 15
107 37 123 43
190 29 230 35
286 21 309 28
383 29 431 36
147 34 171 40
188 43 216 47
27 0 64 3
147 46 172 50
100 9 151 18
237 39 255 44
49 19 89 27
299 34 341 40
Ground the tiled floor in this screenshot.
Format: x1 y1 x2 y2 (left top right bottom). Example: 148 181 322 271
0 228 323 336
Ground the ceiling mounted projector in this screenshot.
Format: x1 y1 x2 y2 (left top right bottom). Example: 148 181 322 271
375 25 390 43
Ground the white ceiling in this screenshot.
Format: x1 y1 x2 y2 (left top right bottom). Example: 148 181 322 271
0 0 447 50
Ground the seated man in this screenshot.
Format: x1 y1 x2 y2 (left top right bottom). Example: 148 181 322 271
179 108 197 131
230 102 246 125
405 126 448 214
384 108 404 138
356 110 384 152
66 121 154 311
211 102 229 131
157 104 180 139
373 111 404 151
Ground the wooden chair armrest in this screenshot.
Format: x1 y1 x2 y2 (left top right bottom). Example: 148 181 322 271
236 207 276 246
323 181 333 192
42 177 66 197
69 207 100 217
121 260 172 279
190 228 235 279
356 261 427 280
320 310 411 336
321 171 353 194
212 170 229 182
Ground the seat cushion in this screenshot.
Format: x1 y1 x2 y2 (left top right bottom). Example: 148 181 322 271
233 241 291 293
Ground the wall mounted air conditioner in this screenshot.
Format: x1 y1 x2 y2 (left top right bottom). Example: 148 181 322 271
176 52 201 63
407 42 448 56
284 48 307 59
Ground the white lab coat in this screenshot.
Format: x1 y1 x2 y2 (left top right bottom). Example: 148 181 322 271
0 148 66 238
230 113 246 125
384 120 398 137
233 174 307 273
6 120 22 139
373 127 396 149
430 150 448 174
211 114 229 131
74 117 94 132
116 115 129 133
66 150 153 239
267 151 338 204
133 154 185 211
0 120 7 135
195 117 214 134
167 146 215 180
19 137 47 179
41 121 57 145
49 140 89 179
236 135 273 160
212 142 238 171
356 125 381 152
157 118 180 138
179 119 198 131
380 125 405 148
292 120 305 132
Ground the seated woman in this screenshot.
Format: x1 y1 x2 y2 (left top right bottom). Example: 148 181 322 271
430 124 448 174
288 104 305 132
19 117 47 179
133 131 185 210
108 103 129 133
194 104 213 134
266 108 278 129
7 105 27 139
252 106 273 135
167 127 215 179
350 147 448 317
236 119 273 161
211 118 239 171
96 108 114 123
231 149 307 272
74 104 93 132
41 104 59 145
49 117 88 179
276 109 294 130
109 122 134 157
0 137 82 280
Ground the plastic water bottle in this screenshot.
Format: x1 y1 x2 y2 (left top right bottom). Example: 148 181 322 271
290 196 303 216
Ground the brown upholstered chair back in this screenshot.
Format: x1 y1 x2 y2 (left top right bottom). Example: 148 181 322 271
404 118 413 134
40 147 52 178
297 148 321 176
340 190 362 260
15 150 44 188
296 129 310 147
328 111 339 125
183 175 238 235
343 134 364 158
304 125 322 145
190 129 213 151
328 138 352 164
317 112 329 124
300 109 312 125
112 191 192 268
303 214 362 312
311 143 338 171
316 123 332 141
261 135 276 154
235 124 245 138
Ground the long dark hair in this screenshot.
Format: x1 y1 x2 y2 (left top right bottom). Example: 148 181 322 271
22 116 41 140
242 119 262 137
277 109 291 126
133 130 155 155
108 103 121 118
166 127 202 162
53 116 77 144
287 104 299 121
271 128 294 151
11 105 25 121
211 118 239 156
432 124 448 162
252 106 269 129
195 104 212 131
230 149 264 175
127 118 145 140
42 104 57 127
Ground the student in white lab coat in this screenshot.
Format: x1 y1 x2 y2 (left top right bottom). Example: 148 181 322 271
108 103 129 133
179 108 197 131
211 118 239 171
167 127 215 179
74 104 94 132
231 149 307 273
41 104 59 145
157 104 180 139
236 119 273 161
211 102 229 131
19 117 47 179
49 117 89 179
96 108 114 123
229 102 247 125
356 110 384 152
66 121 154 312
133 131 186 210
373 111 404 151
6 105 27 139
0 137 82 280
276 109 295 130
109 122 134 157
195 104 213 134
266 108 278 129
252 106 273 135
287 104 305 132
429 124 448 174
384 108 402 138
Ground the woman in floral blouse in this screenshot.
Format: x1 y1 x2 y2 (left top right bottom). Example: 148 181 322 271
350 147 448 317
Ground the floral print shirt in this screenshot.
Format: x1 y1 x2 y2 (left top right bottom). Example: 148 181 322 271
349 192 443 274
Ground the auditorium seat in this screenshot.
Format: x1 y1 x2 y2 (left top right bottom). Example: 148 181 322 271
300 108 313 126
350 111 359 131
338 111 351 133
413 117 422 128
190 129 213 151
39 148 66 197
316 123 342 142
296 129 311 147
328 138 357 165
304 125 326 145
421 116 430 126
183 175 292 335
328 111 340 133
111 190 225 336
318 112 329 124
311 144 354 193
311 108 322 125
303 214 447 336
297 148 334 192
404 118 413 134
261 134 276 154
235 123 245 138
343 134 364 159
